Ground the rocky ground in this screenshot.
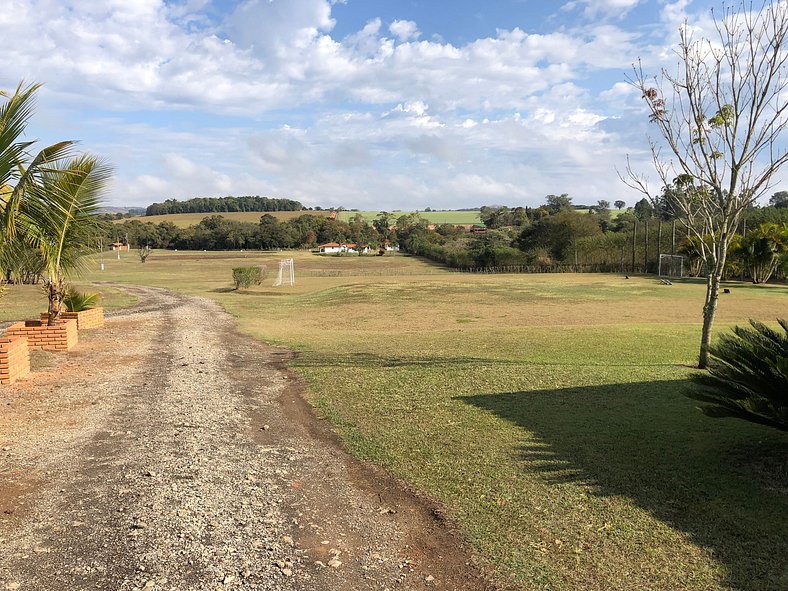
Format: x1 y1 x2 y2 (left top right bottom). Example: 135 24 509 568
0 286 495 591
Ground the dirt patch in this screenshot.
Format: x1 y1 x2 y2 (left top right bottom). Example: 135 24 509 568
0 285 495 591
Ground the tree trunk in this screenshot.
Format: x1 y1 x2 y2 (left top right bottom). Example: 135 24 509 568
644 219 649 271
699 271 721 369
632 222 637 272
46 277 64 325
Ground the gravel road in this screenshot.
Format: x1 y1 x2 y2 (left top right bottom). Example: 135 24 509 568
0 286 494 591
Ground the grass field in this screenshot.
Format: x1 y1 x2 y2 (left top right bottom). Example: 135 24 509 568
0 282 137 324
336 210 483 224
2 250 786 590
123 208 621 228
116 210 333 227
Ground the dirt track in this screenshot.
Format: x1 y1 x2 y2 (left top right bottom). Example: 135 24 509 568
0 286 494 591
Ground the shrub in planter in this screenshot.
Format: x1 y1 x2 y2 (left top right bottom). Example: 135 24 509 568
64 288 100 312
58 288 104 329
232 266 267 289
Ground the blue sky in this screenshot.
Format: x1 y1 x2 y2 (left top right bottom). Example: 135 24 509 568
0 0 756 209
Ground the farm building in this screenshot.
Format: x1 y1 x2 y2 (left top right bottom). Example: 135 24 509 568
318 242 365 253
111 242 130 251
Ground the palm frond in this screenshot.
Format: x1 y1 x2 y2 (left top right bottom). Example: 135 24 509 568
687 319 788 431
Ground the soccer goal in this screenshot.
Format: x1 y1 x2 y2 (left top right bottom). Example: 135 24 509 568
658 254 685 278
273 258 295 287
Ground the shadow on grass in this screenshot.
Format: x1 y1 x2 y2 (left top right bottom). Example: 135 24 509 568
460 381 788 591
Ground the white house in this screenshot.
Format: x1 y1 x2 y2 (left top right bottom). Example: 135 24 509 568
318 242 342 253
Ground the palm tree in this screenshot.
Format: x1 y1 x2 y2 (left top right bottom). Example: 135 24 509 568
732 223 788 284
19 155 111 322
1 82 110 322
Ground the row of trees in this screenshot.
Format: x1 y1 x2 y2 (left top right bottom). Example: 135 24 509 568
91 212 392 252
144 195 304 216
0 82 109 322
400 197 788 278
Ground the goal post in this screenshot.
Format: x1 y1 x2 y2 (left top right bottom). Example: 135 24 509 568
658 254 685 278
273 258 295 287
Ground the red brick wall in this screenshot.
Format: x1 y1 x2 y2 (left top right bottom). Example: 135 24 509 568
0 336 30 385
60 307 105 330
7 318 79 351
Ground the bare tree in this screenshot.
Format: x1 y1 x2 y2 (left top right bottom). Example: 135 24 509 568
623 1 788 368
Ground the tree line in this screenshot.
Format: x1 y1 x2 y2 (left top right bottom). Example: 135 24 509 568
145 195 304 216
398 196 788 282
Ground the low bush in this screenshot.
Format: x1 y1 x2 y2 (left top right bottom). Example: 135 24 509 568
232 266 266 289
688 319 788 431
63 289 100 312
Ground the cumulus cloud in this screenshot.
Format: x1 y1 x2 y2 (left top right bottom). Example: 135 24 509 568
1 0 723 209
389 20 420 42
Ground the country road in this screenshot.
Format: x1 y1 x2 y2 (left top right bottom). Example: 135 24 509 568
0 286 493 591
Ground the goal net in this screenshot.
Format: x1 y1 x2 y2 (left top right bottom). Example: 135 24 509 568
658 254 685 278
273 258 295 287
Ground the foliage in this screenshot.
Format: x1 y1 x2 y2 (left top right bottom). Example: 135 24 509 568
731 223 788 283
1 82 110 323
0 232 45 284
138 245 152 263
232 266 266 289
688 319 788 431
614 199 626 210
516 208 602 261
544 193 573 213
633 197 654 221
479 205 529 229
769 191 788 208
63 288 100 312
145 195 303 216
19 155 110 322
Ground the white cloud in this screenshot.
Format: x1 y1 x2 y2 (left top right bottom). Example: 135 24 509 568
563 0 643 18
389 20 420 42
3 0 725 210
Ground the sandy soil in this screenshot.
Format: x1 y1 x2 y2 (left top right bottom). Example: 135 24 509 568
0 286 495 591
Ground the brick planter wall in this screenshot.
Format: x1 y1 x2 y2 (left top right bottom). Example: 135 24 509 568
0 337 30 385
7 318 79 351
41 307 104 330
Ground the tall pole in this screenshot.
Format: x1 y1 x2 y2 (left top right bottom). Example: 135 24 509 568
632 221 637 272
644 219 649 272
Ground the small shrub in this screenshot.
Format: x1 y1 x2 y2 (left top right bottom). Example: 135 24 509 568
138 245 152 263
232 266 266 289
688 319 788 431
63 288 100 312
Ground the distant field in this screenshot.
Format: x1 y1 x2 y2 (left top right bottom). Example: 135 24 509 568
337 210 482 224
116 209 625 227
115 210 332 227
5 250 784 590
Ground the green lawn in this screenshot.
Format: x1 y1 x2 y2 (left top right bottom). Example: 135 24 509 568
2 250 786 590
